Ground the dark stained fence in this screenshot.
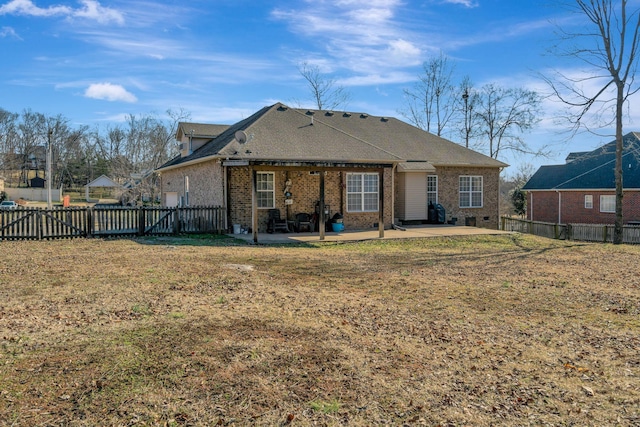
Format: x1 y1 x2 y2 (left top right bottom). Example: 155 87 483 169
501 216 640 244
93 206 139 236
0 206 227 241
0 208 40 240
41 207 89 239
177 206 226 234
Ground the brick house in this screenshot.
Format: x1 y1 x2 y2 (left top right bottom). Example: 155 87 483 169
156 103 506 241
523 132 640 224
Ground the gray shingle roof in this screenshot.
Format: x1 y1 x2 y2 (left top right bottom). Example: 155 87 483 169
523 132 640 190
158 103 507 171
178 122 229 139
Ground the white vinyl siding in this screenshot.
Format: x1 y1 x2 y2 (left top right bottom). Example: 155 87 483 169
459 176 483 208
347 173 379 212
256 172 275 209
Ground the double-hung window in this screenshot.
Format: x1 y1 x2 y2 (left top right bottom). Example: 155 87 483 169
459 176 483 208
347 173 379 212
427 175 438 205
256 172 275 209
600 195 615 213
584 195 593 209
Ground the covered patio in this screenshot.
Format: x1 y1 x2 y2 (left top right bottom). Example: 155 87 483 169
229 224 512 244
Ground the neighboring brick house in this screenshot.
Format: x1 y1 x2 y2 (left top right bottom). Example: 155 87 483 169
156 103 506 240
523 132 640 224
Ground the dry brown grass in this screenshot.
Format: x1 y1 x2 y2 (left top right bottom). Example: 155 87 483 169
0 234 639 426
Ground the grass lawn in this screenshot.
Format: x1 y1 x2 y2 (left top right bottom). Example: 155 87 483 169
0 234 638 426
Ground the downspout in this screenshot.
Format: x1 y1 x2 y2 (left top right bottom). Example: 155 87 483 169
557 190 562 224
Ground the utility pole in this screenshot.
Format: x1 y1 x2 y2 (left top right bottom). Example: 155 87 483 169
462 90 470 148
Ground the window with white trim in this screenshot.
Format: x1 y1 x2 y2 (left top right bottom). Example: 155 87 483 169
584 195 593 209
427 175 438 205
347 173 379 212
256 172 275 209
600 195 615 213
459 176 483 208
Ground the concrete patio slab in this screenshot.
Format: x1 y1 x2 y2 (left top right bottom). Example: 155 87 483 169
229 224 512 244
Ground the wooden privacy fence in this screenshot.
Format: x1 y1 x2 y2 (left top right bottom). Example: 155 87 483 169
0 206 227 241
501 216 640 244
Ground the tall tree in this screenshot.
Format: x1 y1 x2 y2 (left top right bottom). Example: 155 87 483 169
545 0 640 244
0 109 19 183
474 83 543 159
458 76 480 148
400 52 456 136
298 62 351 110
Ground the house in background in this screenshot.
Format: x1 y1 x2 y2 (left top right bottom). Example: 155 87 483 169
523 132 640 224
156 103 506 238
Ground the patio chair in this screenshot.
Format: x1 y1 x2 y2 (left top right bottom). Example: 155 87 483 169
267 209 289 233
294 212 313 232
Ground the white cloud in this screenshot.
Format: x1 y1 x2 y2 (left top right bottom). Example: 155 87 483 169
442 0 478 7
272 0 423 78
73 0 124 25
0 25 21 38
0 0 124 24
84 83 137 103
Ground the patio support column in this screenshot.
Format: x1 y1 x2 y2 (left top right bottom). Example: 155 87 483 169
319 170 325 241
379 168 384 238
251 167 259 244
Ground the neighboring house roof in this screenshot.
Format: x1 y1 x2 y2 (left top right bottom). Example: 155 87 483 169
158 103 507 172
523 132 640 190
86 175 122 188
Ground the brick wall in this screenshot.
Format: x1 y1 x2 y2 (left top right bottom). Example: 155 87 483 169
160 160 225 207
417 166 501 229
528 190 640 224
228 167 394 233
161 162 501 232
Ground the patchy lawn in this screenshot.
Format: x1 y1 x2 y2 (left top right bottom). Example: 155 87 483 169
0 234 638 426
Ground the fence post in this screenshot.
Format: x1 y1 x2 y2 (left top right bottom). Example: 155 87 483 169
37 209 43 240
173 207 180 235
138 207 145 236
87 207 93 237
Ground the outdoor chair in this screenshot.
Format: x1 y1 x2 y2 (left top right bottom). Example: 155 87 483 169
267 209 289 233
294 212 313 232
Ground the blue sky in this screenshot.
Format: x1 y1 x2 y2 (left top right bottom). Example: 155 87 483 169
0 0 635 174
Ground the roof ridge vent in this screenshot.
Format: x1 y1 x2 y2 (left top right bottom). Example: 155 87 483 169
325 111 334 116
381 117 389 122
360 113 368 118
343 112 352 117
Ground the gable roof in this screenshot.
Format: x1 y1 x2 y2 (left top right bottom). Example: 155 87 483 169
177 122 229 140
523 132 640 190
158 103 507 172
86 175 121 188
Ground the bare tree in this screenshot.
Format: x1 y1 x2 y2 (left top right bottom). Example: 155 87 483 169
400 52 456 136
0 109 19 183
474 83 544 159
544 0 640 244
457 76 480 148
298 62 351 110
